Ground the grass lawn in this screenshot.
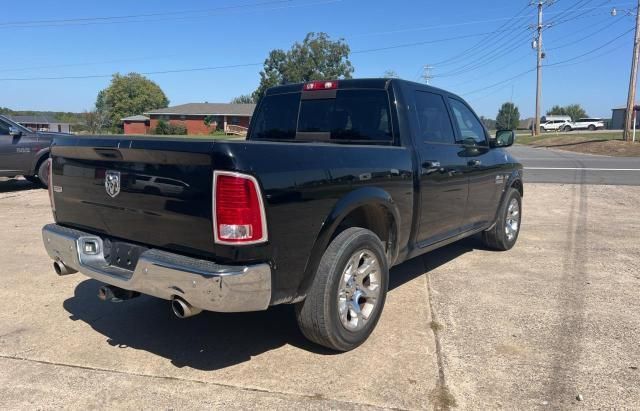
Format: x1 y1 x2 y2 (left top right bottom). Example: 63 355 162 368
514 131 640 157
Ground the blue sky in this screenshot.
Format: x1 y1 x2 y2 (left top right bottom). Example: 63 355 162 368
1 0 636 118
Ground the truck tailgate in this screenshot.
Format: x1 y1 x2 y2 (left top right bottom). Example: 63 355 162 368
51 136 217 257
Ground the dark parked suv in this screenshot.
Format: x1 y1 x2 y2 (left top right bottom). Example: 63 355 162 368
0 115 61 186
42 78 523 351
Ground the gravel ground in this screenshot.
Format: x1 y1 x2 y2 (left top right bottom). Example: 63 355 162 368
0 178 638 410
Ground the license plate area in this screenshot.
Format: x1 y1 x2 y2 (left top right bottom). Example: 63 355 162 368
103 239 148 271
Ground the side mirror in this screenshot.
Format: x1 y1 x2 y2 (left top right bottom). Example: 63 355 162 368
491 129 514 148
8 126 22 137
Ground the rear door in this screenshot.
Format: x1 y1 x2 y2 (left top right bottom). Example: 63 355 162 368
447 97 500 229
412 90 468 246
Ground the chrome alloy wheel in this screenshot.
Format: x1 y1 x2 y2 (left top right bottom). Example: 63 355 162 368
505 198 520 241
337 249 381 332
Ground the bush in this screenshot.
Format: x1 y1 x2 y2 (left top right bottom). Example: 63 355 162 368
153 120 187 135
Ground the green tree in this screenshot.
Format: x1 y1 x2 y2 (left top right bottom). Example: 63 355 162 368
95 73 169 133
252 32 354 101
230 94 255 104
496 102 520 130
546 104 587 121
83 109 109 134
480 116 497 130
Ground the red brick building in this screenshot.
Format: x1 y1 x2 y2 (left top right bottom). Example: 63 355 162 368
121 103 255 135
121 115 151 134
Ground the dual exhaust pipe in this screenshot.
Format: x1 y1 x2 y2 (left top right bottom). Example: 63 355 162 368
96 285 200 319
53 262 201 319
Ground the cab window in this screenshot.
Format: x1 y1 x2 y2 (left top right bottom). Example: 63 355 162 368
448 98 487 145
414 91 455 144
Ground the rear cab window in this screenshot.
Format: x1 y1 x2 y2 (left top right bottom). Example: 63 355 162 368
249 88 394 144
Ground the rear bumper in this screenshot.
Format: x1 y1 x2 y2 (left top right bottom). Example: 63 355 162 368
42 224 272 312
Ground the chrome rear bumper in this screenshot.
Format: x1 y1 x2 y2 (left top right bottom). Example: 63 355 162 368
42 224 271 312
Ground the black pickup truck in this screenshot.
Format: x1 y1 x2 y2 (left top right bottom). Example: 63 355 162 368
42 79 523 351
0 115 61 187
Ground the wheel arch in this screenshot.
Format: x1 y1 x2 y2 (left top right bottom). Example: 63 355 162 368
296 187 400 300
30 148 50 176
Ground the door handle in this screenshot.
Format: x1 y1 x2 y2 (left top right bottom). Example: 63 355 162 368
468 160 482 167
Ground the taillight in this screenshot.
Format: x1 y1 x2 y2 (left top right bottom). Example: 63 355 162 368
303 80 338 91
213 171 267 245
47 158 55 213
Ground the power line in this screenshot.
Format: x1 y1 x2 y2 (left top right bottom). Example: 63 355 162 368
0 0 295 28
0 27 534 79
0 63 263 82
459 25 633 96
466 29 632 101
547 17 620 50
429 2 531 67
0 0 344 30
0 2 633 82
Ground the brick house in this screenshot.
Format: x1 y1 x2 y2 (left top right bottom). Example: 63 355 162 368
121 115 151 134
124 103 256 135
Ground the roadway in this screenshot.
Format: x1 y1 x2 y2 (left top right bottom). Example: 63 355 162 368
509 145 640 186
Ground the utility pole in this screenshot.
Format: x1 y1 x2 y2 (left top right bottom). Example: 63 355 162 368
623 0 640 142
422 65 434 85
533 0 545 136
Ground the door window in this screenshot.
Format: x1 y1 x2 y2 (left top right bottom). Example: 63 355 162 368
0 120 10 135
414 91 455 144
448 98 487 145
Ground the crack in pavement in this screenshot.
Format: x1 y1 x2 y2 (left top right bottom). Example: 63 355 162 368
0 354 406 410
421 258 457 410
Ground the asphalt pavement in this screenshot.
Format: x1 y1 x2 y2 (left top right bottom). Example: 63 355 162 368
509 145 640 185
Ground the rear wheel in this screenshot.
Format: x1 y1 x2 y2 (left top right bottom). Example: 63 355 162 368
588 124 596 131
295 227 389 352
482 188 522 251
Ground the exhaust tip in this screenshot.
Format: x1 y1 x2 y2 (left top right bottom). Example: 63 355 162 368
53 260 77 276
171 297 201 319
97 285 114 301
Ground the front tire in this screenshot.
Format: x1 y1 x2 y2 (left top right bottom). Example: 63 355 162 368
295 227 389 352
563 125 572 132
482 188 522 251
588 124 596 131
36 157 50 188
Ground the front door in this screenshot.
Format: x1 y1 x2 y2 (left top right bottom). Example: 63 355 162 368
412 90 468 246
447 98 501 228
0 119 37 175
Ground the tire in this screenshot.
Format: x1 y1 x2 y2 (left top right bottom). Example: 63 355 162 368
482 187 522 251
36 157 50 188
563 126 572 132
588 125 596 131
295 227 389 352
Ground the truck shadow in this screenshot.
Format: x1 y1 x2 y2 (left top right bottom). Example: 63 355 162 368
0 178 41 193
62 236 480 371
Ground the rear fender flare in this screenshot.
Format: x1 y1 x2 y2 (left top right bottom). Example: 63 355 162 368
296 187 400 299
